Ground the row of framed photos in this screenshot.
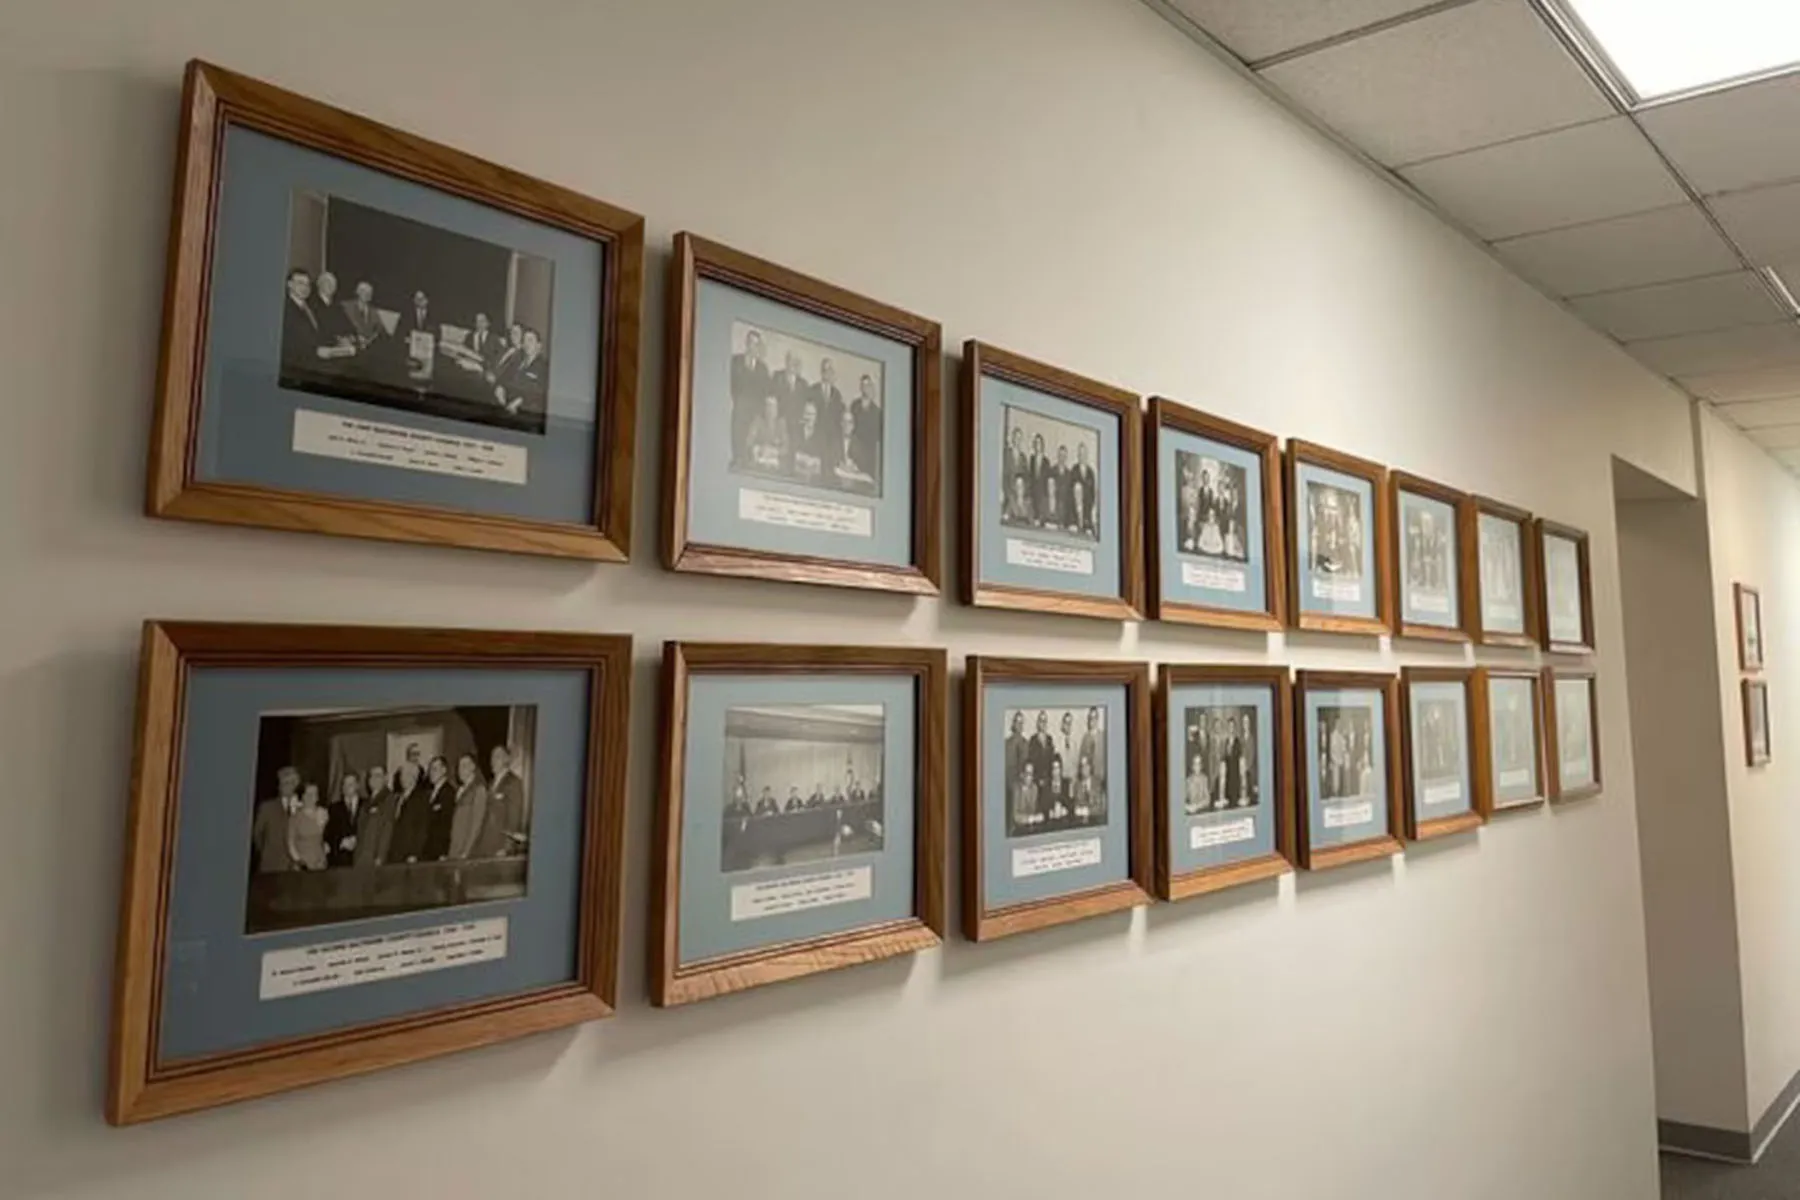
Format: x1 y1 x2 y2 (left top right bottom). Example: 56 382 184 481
145 60 1595 653
109 623 1601 1125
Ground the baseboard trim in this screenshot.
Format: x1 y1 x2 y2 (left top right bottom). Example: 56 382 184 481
1659 1067 1800 1164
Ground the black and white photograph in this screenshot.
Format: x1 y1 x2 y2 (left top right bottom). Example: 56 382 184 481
1545 535 1585 645
1307 481 1365 585
728 320 886 498
1175 450 1248 562
1404 503 1453 605
1556 680 1594 784
1181 704 1260 814
1413 697 1462 792
1480 518 1523 619
1318 705 1377 801
278 191 556 436
719 703 886 874
1001 705 1109 836
1490 680 1539 793
246 703 535 934
999 404 1103 541
1748 681 1771 765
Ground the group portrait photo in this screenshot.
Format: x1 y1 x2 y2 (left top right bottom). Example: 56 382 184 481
1001 705 1109 837
1317 704 1377 803
1307 481 1366 593
1404 504 1453 606
1182 703 1260 815
999 405 1103 542
727 320 886 498
719 703 887 874
1175 450 1248 564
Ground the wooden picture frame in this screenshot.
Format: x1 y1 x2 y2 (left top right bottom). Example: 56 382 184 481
1471 667 1548 815
961 657 1152 940
1144 399 1287 631
662 233 943 595
1286 440 1393 636
146 60 644 562
109 622 632 1124
651 642 947 1005
1293 670 1404 869
1399 667 1483 840
1466 495 1541 649
959 342 1145 620
1542 666 1603 802
1536 519 1596 655
1154 664 1295 899
1744 679 1772 768
1389 472 1472 643
1736 583 1765 673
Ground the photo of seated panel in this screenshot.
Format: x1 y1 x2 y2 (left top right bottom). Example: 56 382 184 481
651 643 947 1005
1399 667 1482 842
108 622 631 1124
146 61 643 561
1294 670 1404 870
960 342 1145 620
1286 441 1393 636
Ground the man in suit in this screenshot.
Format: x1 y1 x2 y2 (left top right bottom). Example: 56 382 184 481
1011 761 1040 832
400 290 435 380
1223 715 1245 808
752 787 781 817
783 786 806 814
1028 711 1057 798
1056 710 1079 775
250 765 303 874
1050 446 1075 530
807 782 827 809
829 407 873 490
386 760 432 864
499 327 549 415
323 776 364 868
730 330 773 467
355 765 396 868
1004 710 1029 811
1079 707 1106 797
812 357 845 433
313 271 354 348
790 399 825 485
1044 757 1070 819
1004 474 1034 526
746 393 789 473
849 374 881 488
1026 435 1050 525
344 280 384 351
1071 443 1097 533
418 756 458 863
770 350 808 430
467 313 500 371
475 745 528 858
280 269 323 376
1003 426 1027 496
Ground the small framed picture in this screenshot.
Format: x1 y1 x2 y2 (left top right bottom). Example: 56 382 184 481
1294 671 1403 869
1146 399 1286 631
1155 665 1294 899
1389 473 1470 642
1469 496 1540 648
960 342 1145 620
1287 441 1392 636
1744 679 1772 767
146 62 644 562
651 643 947 1005
663 234 942 595
1543 667 1602 801
963 658 1151 939
1400 668 1482 840
109 622 632 1124
1737 584 1765 673
1472 668 1547 814
1537 520 1595 655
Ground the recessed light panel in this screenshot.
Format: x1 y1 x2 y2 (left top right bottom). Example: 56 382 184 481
1563 0 1800 100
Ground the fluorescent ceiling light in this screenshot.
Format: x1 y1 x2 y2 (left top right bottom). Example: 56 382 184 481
1562 0 1800 100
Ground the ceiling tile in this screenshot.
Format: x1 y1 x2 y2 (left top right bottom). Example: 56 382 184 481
1628 324 1800 376
1568 272 1788 341
1702 396 1800 427
1257 0 1612 167
1164 0 1452 63
1492 205 1739 297
1681 366 1800 404
1639 71 1800 195
1400 118 1687 240
1709 179 1800 263
1747 424 1800 450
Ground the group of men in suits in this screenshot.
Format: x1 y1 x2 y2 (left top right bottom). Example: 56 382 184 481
1308 484 1365 580
729 328 884 494
1404 507 1452 596
1176 453 1248 562
1002 707 1108 834
724 769 882 820
1319 709 1375 802
1183 707 1255 815
1000 423 1100 540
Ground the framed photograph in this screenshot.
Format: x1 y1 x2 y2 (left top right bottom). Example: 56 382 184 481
1472 668 1547 814
1286 441 1392 636
662 234 942 595
651 643 947 1005
960 342 1145 620
1543 667 1602 801
1145 399 1286 631
108 622 631 1124
1737 583 1765 673
146 61 643 562
1389 473 1470 642
1294 671 1403 868
1537 520 1595 655
1154 665 1294 899
1744 679 1772 768
1468 496 1540 648
1398 668 1481 840
962 659 1151 939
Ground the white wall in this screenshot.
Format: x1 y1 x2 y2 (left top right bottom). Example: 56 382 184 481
0 1 1700 1197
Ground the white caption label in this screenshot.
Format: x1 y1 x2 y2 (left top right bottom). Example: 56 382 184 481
292 408 527 485
1012 837 1103 878
739 488 873 538
1191 817 1256 850
1410 590 1453 615
1562 757 1590 780
1312 578 1363 603
1322 800 1375 829
1006 538 1096 576
1487 601 1522 623
731 866 872 922
259 916 507 1001
1499 767 1532 788
1182 561 1248 593
1422 780 1463 806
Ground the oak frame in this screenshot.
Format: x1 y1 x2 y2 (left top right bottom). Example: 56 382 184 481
1144 399 1288 632
1293 670 1405 870
1736 583 1765 673
662 234 943 595
651 642 948 1005
1536 519 1596 656
1398 667 1484 841
1470 667 1548 816
959 342 1146 620
1542 665 1603 802
1744 679 1772 768
108 621 632 1125
1466 495 1541 649
1285 440 1394 637
145 60 644 561
1153 664 1295 900
961 657 1153 940
1388 472 1473 644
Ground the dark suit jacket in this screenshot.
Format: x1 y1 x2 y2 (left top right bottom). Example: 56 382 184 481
473 772 526 858
324 799 362 868
812 383 845 434
315 296 353 346
466 328 501 370
730 355 773 462
280 297 321 373
1070 463 1097 526
387 783 434 864
770 370 808 426
343 299 384 347
509 351 549 413
355 790 395 868
849 399 881 484
419 781 457 862
251 798 296 873
1027 733 1056 794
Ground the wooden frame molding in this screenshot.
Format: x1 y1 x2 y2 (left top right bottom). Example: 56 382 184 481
1293 670 1404 869
1285 440 1394 637
1471 667 1548 816
146 60 645 561
1536 519 1596 656
1388 472 1472 644
1542 665 1603 802
1399 667 1484 841
1466 495 1541 649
